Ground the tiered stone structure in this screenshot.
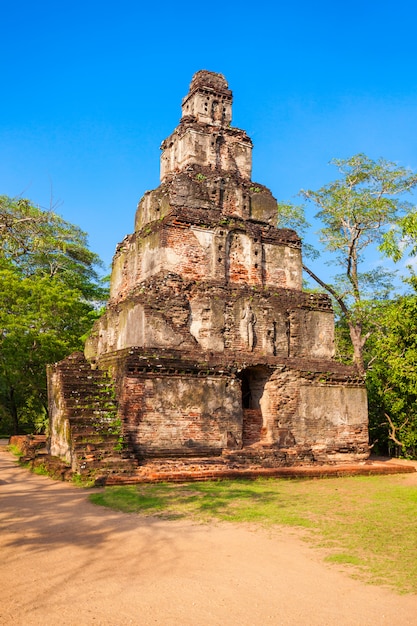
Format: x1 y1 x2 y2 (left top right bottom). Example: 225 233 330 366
48 71 369 478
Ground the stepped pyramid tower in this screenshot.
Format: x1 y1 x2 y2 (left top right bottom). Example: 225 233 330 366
48 71 368 478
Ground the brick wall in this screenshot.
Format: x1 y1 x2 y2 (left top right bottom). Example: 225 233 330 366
119 371 242 458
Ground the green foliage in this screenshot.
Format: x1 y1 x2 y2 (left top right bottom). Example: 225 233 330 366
380 206 417 262
276 201 319 260
7 443 24 457
334 315 354 364
303 154 417 268
90 475 417 593
366 295 417 457
72 473 96 488
276 200 310 234
0 196 108 435
301 154 417 307
31 463 49 476
0 195 107 300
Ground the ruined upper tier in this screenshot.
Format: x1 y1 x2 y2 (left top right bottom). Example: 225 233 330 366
136 71 278 237
111 71 305 306
160 70 253 183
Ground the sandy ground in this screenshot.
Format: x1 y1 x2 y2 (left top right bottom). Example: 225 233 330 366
1 444 416 626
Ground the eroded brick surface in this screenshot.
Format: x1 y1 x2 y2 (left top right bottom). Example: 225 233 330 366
48 70 369 479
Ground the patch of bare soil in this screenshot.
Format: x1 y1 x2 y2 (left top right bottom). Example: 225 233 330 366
1 445 416 626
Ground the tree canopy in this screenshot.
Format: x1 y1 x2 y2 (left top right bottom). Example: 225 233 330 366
293 153 417 373
0 196 108 435
0 195 107 300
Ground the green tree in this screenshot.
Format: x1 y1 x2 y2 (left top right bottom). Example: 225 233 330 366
289 153 417 373
366 295 417 457
0 195 107 299
0 197 107 434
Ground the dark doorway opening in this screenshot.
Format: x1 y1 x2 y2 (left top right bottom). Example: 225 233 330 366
237 366 269 446
240 370 252 409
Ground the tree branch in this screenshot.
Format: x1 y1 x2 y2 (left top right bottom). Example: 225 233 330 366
384 412 404 449
302 264 349 317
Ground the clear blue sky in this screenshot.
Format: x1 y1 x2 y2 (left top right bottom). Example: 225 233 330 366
2 0 417 273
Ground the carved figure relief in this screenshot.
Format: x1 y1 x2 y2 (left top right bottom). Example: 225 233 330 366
241 303 256 351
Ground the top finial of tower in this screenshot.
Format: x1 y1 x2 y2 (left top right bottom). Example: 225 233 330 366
189 70 230 93
181 70 233 127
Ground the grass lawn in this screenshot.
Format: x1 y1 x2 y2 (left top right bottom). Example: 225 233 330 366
89 474 417 594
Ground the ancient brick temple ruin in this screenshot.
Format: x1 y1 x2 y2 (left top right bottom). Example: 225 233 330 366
48 70 369 479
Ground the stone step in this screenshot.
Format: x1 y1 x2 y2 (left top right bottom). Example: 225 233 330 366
64 400 116 408
72 433 121 443
66 414 116 423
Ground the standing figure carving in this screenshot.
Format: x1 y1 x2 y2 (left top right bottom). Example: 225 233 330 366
241 304 256 351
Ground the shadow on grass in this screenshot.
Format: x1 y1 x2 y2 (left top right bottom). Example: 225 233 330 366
89 480 313 526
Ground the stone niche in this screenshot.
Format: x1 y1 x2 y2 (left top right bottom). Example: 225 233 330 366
48 70 369 477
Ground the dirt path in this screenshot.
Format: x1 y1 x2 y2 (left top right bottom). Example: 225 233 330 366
1 445 416 626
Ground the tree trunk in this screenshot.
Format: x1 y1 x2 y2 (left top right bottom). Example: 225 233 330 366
302 264 367 373
8 387 19 435
348 323 365 375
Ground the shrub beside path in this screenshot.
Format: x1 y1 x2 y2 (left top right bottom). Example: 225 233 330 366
1 442 416 626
